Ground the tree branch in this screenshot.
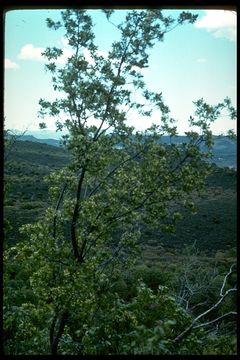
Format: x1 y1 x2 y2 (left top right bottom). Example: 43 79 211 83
4 127 29 161
93 28 137 142
87 147 147 199
173 264 237 343
50 312 68 355
53 182 68 241
50 314 58 346
71 167 87 262
220 263 236 297
193 312 237 330
84 142 197 253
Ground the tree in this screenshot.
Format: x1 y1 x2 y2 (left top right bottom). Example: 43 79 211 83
3 9 236 355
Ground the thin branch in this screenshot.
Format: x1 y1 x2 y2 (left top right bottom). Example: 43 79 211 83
193 312 237 330
70 167 87 262
53 182 68 240
44 253 69 266
106 17 121 30
93 25 138 142
4 128 29 161
96 244 124 274
85 143 197 252
220 263 236 296
87 147 147 199
79 211 102 260
189 300 209 311
173 264 237 343
192 288 236 324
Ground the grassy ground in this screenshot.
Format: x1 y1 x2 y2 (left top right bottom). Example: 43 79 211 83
4 140 237 349
4 140 236 254
4 141 70 245
140 165 236 255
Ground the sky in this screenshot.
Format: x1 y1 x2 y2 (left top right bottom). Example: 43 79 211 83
4 8 237 138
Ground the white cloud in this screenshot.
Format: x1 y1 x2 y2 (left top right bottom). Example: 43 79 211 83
60 37 108 65
196 57 206 63
17 42 108 67
195 10 236 42
18 43 45 61
56 47 74 64
60 36 69 48
211 27 236 42
17 43 73 64
5 58 19 69
82 48 95 65
82 48 108 66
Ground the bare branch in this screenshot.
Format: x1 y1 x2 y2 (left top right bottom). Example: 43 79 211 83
173 264 237 343
220 263 236 296
193 312 237 330
191 287 236 325
189 300 209 311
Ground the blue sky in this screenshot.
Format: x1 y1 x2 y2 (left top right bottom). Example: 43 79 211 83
4 9 236 138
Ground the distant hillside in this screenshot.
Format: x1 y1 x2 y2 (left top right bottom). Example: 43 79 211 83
211 137 237 169
4 139 71 169
7 133 236 169
4 140 71 246
159 136 236 169
4 139 236 253
17 134 60 147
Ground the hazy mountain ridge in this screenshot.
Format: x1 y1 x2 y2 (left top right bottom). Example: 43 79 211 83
17 134 237 169
17 135 60 147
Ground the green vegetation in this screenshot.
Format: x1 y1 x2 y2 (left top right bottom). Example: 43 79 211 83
4 140 70 245
4 141 236 253
142 166 236 252
4 9 236 355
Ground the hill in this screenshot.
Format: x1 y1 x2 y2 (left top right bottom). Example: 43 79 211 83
158 135 236 169
4 141 71 245
16 134 236 169
15 134 60 147
4 140 236 254
142 165 236 261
